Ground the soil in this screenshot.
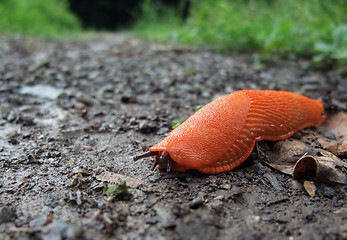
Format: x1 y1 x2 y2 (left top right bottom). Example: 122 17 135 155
0 34 346 240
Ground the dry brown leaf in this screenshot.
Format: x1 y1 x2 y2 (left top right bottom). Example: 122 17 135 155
320 112 347 139
293 154 347 184
317 138 338 155
265 146 346 184
303 181 316 197
319 149 347 168
263 162 294 175
263 139 313 175
315 156 347 184
338 141 347 157
293 155 317 180
96 171 142 188
268 139 313 163
319 112 347 157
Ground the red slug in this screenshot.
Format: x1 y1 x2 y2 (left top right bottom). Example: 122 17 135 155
134 90 327 174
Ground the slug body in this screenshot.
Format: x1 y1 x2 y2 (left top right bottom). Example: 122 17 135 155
135 90 326 174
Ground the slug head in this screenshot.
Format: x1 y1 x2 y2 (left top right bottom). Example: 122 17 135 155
134 151 173 172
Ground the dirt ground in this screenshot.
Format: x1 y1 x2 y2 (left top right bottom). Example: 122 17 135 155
0 34 346 240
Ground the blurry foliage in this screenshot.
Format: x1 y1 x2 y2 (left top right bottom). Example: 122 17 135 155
0 0 81 38
133 0 186 41
1 0 345 70
313 25 347 72
134 0 347 69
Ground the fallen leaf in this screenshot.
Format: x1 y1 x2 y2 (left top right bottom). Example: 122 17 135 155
293 154 347 184
263 162 294 175
315 156 347 184
319 112 347 157
293 155 317 180
268 139 314 163
320 112 347 139
96 171 142 188
264 145 346 185
303 181 316 197
337 141 347 157
263 139 313 176
317 138 338 155
319 149 347 168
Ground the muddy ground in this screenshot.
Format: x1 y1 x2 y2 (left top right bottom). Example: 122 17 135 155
0 34 346 240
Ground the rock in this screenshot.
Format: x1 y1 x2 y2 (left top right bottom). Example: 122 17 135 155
322 186 335 199
29 214 50 228
121 95 136 103
76 93 94 106
4 110 18 122
0 206 16 223
42 221 82 240
188 197 204 209
138 120 157 133
19 85 63 100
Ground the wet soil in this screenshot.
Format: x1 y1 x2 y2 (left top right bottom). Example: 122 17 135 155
0 34 346 240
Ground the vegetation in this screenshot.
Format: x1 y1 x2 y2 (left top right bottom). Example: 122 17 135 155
0 0 81 38
1 0 345 68
133 0 184 42
134 0 347 66
103 182 132 201
313 25 347 71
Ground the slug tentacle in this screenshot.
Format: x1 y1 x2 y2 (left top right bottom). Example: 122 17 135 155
133 151 159 161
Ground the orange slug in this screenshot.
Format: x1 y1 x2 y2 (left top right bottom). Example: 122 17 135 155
134 90 327 174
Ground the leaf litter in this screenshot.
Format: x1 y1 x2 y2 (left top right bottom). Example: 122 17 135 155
263 113 347 196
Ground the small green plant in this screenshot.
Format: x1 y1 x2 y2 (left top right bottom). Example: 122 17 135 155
172 105 205 129
195 105 204 112
103 182 132 201
313 25 347 70
172 118 185 129
184 68 197 76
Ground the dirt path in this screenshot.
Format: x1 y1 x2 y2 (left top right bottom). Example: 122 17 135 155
0 34 346 240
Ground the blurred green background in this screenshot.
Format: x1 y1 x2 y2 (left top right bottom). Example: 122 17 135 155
0 0 346 68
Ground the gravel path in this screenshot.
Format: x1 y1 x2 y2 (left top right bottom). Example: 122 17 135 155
0 34 346 240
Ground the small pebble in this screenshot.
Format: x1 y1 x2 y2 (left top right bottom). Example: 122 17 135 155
83 145 92 151
188 197 204 209
0 206 16 223
322 186 335 199
323 132 336 140
139 120 156 133
29 214 48 228
145 218 158 225
291 180 304 191
121 95 136 103
220 184 231 190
